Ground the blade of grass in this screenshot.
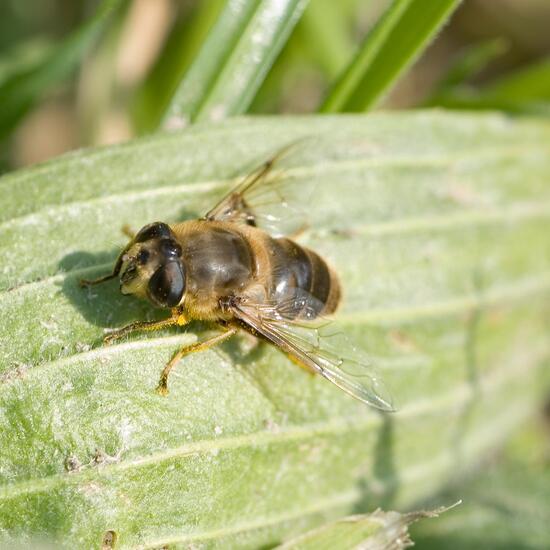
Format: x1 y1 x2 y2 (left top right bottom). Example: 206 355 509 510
76 3 130 145
433 38 509 92
0 0 125 142
299 0 355 78
428 57 550 115
162 0 308 127
0 38 54 83
132 0 226 134
486 57 550 102
320 0 462 113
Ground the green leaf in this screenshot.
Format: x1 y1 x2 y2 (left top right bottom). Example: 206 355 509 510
132 0 226 134
321 0 463 112
432 38 509 93
162 0 309 126
429 57 550 115
0 38 55 84
277 505 457 549
298 0 356 78
0 0 125 142
411 413 550 548
0 112 549 548
486 57 550 103
413 462 550 549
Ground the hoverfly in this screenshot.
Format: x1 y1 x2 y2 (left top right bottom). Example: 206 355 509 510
81 145 394 411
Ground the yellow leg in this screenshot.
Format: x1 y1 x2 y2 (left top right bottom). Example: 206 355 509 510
156 327 237 396
104 310 188 345
288 353 316 375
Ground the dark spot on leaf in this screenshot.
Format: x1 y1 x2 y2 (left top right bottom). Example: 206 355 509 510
101 530 117 549
65 455 82 472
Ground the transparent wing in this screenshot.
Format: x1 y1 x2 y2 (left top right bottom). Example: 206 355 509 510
230 290 395 412
204 140 310 237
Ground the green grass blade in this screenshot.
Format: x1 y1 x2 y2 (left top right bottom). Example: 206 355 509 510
0 38 54 83
486 57 550 102
428 57 550 115
321 0 463 112
162 0 308 126
0 112 549 548
434 38 509 92
0 0 124 142
299 0 355 78
132 0 226 134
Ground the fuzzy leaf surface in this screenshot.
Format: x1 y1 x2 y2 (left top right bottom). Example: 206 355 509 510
0 112 549 549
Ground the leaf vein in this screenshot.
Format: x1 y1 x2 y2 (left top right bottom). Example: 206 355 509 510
1 144 549 231
3 201 549 295
1 346 545 501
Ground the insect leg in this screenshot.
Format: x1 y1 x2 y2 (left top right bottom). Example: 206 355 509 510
104 310 189 345
237 320 316 375
156 326 238 396
78 224 137 287
79 272 119 287
287 353 316 375
80 244 130 287
80 257 125 287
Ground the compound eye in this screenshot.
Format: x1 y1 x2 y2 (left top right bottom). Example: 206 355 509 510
158 238 182 261
136 248 150 265
147 261 185 308
134 222 172 243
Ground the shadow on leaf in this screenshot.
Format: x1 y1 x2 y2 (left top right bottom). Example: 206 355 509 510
58 249 165 330
354 414 399 512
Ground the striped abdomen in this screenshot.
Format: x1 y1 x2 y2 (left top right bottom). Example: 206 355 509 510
174 221 340 321
267 237 341 319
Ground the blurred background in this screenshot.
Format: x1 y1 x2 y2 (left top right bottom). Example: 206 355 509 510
1 0 549 170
